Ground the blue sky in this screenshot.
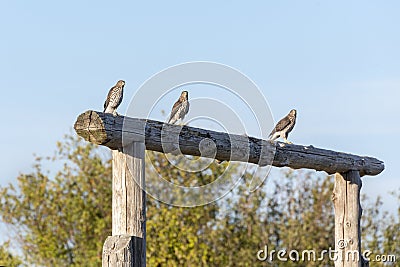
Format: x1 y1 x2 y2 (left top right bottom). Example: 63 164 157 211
0 0 399 216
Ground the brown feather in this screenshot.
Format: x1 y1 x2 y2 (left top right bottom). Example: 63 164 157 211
168 91 189 124
269 109 296 137
103 80 125 112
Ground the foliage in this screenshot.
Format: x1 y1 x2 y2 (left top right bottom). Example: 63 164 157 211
145 151 227 266
0 136 398 266
201 170 335 267
145 151 336 266
361 190 400 266
0 241 23 267
0 136 112 266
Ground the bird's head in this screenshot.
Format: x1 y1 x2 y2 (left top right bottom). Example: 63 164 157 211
117 80 125 87
289 109 297 117
181 90 189 100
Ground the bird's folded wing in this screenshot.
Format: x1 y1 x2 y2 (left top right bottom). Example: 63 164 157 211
270 117 291 136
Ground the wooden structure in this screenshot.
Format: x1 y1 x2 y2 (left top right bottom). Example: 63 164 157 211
74 110 384 267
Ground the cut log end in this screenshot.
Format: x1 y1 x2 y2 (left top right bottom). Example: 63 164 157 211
74 110 108 145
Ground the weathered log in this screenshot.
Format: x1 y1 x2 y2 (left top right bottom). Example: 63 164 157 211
74 110 384 176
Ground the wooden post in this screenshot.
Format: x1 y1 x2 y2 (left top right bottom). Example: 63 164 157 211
333 171 368 267
102 142 146 267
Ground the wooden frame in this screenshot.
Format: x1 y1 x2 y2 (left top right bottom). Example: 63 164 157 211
74 110 384 267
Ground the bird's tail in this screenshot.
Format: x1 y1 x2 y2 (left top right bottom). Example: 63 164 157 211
104 107 113 114
268 130 275 139
168 117 176 124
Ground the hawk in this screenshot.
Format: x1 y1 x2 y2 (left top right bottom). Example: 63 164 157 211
168 91 189 124
103 80 125 116
269 109 297 144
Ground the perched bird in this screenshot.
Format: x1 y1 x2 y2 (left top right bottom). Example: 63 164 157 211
269 109 297 144
103 80 125 116
168 91 189 124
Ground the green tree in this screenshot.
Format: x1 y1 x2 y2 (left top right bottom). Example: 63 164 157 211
211 170 335 266
0 136 398 266
145 151 231 266
0 136 112 266
361 190 399 266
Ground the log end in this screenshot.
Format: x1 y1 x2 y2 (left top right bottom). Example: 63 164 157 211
360 159 385 177
74 110 108 145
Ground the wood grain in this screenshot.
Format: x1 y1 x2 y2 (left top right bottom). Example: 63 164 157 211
106 142 146 267
333 171 369 267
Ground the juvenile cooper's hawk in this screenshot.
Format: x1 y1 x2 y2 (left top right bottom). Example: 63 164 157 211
269 109 297 144
103 80 125 116
168 91 189 124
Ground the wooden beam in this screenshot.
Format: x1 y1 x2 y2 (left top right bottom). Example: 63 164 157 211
74 110 384 176
102 142 146 267
333 171 369 267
